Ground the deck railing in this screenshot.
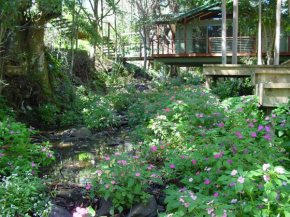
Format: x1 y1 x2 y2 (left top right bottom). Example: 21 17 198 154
120 36 290 58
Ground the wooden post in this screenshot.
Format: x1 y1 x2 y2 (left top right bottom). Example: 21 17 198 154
205 76 212 89
157 24 160 55
258 0 262 65
209 38 212 54
232 0 238 64
184 18 187 54
274 0 282 65
222 0 227 64
140 43 142 57
107 23 110 59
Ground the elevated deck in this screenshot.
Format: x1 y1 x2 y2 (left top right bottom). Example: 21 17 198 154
203 64 290 107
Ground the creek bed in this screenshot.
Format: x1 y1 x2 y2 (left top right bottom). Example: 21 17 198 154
41 127 134 184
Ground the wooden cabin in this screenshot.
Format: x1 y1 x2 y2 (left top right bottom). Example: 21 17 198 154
149 4 290 66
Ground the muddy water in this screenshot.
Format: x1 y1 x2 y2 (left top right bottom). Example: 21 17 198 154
43 128 133 184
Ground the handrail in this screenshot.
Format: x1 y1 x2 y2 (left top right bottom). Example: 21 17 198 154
117 35 290 58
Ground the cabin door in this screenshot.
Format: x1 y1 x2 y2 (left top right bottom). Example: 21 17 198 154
192 26 207 53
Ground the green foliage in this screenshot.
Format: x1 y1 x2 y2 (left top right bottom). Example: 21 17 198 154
0 100 55 216
0 173 51 217
211 78 254 101
90 155 157 212
82 95 119 129
89 83 289 216
0 118 55 175
37 103 60 126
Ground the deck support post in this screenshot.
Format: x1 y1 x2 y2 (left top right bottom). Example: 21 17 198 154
258 0 262 65
157 24 160 55
232 0 238 64
184 18 187 54
274 0 282 65
222 0 227 64
205 76 212 89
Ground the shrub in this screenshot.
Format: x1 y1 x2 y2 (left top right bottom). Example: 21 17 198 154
89 83 289 216
0 172 51 217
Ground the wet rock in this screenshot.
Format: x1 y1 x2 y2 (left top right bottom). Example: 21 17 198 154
97 197 113 216
71 127 92 138
135 84 149 92
126 197 157 217
157 205 165 213
156 196 166 206
49 204 71 217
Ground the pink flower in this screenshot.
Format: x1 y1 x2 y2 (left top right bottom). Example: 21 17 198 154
238 108 243 112
135 173 140 177
213 193 219 197
115 152 120 156
105 184 110 188
258 184 263 188
73 213 82 217
192 160 196 164
31 163 36 167
237 176 245 183
152 146 157 152
181 155 185 159
227 159 233 164
249 123 254 128
251 132 257 137
133 155 139 159
111 181 115 184
105 157 110 161
201 92 205 95
170 164 175 169
205 179 210 185
265 126 271 132
207 208 214 214
257 125 263 131
231 170 238 176
218 123 224 127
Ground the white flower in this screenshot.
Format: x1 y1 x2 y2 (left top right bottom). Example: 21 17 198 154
263 164 271 171
263 174 270 182
231 199 238 204
231 170 238 176
189 178 193 182
274 167 285 175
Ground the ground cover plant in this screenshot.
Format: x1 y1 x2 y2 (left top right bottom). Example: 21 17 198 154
0 102 54 216
89 83 289 217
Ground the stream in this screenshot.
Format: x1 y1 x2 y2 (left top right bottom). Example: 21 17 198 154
41 126 134 185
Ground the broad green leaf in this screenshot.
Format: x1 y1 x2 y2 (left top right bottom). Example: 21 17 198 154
267 191 278 201
235 182 243 193
128 178 134 188
244 204 252 212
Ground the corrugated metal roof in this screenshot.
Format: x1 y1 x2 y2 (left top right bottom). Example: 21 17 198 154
173 3 221 21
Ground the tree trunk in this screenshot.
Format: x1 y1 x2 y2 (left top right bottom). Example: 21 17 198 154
69 0 76 77
274 0 281 65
